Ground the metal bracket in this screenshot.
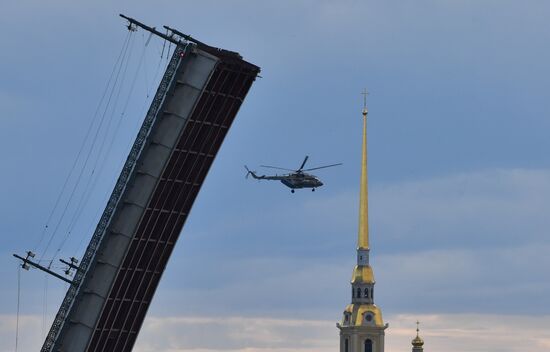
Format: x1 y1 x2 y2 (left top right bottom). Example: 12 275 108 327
13 252 74 285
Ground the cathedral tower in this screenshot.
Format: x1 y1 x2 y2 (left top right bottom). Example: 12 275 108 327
337 93 388 352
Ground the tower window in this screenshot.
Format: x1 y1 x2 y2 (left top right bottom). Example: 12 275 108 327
345 338 349 352
364 339 373 352
364 288 369 298
357 288 361 298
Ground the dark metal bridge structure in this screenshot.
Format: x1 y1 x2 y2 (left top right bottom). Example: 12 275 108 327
28 16 260 352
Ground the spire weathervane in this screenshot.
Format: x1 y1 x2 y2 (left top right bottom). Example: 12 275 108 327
361 89 369 114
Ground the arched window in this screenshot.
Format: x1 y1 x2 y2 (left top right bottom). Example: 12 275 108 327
352 287 355 298
364 288 369 298
371 287 374 300
345 338 349 352
364 339 373 352
357 288 361 298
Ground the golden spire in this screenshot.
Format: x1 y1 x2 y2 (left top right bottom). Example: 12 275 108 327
358 89 369 249
338 89 386 332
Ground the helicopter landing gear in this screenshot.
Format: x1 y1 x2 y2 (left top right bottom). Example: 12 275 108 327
312 188 315 192
291 189 295 193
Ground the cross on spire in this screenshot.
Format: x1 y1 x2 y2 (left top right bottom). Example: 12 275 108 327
416 320 420 336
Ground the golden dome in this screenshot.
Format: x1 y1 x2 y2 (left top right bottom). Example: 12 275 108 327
351 265 375 284
343 303 385 327
412 335 424 347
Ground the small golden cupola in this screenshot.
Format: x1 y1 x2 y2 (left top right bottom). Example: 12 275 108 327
411 321 425 352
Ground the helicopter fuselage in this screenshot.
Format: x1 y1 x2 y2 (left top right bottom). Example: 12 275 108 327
280 173 323 189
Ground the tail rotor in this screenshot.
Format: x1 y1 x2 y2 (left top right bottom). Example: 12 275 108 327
244 165 253 179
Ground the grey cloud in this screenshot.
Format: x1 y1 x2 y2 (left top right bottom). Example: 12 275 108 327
3 313 549 352
370 169 550 251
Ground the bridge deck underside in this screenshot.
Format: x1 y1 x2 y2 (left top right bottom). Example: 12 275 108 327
86 54 258 352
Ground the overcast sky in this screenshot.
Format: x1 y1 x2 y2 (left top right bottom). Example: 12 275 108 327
1 1 550 351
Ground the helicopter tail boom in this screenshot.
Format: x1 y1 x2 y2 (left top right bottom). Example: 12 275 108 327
245 165 262 179
245 166 287 181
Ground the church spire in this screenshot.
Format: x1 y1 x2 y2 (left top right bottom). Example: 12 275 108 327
358 89 369 250
337 91 387 352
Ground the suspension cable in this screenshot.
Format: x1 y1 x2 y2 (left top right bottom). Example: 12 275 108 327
33 31 133 254
52 33 137 261
15 265 21 352
60 28 173 261
40 30 135 264
160 31 166 59
141 33 151 98
42 274 48 340
72 35 168 259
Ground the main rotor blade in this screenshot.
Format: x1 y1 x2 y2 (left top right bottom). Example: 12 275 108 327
298 155 309 171
302 163 343 171
260 165 295 172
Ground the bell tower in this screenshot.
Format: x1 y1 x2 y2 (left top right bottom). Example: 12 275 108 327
337 91 388 352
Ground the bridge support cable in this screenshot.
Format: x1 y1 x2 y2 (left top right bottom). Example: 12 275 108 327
42 274 48 341
71 41 172 262
74 206 103 260
52 34 139 262
57 35 168 263
15 265 20 352
40 31 136 264
141 33 151 98
33 31 134 256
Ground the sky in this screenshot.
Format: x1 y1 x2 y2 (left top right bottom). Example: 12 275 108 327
1 1 550 351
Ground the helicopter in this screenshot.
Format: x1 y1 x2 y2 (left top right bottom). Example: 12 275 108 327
245 156 342 193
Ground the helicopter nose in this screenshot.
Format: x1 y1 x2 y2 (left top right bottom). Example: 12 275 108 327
317 181 324 186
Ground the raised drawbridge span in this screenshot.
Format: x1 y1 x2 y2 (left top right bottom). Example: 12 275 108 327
23 15 260 352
